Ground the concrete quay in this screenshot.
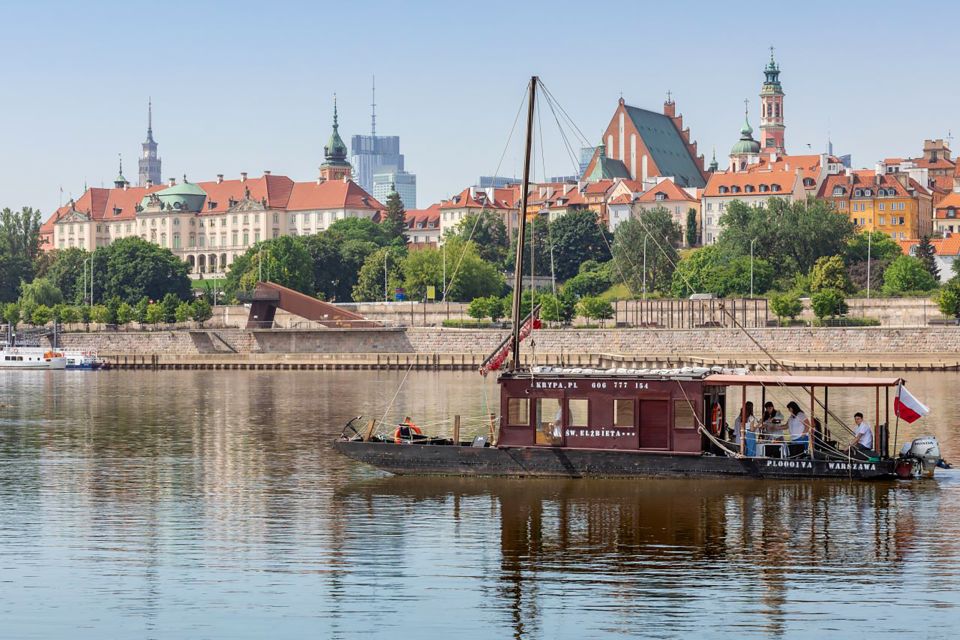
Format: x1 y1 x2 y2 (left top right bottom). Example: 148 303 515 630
55 325 960 372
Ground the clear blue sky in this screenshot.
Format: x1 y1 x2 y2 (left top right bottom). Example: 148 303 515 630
1 0 957 217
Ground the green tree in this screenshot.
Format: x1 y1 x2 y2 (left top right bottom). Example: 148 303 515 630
810 289 848 320
116 302 134 325
538 292 573 323
507 218 552 278
191 299 213 325
486 295 506 322
0 207 42 303
935 279 960 320
59 305 80 325
670 245 774 297
548 209 612 281
563 267 611 299
769 292 803 324
230 235 315 299
718 198 856 280
145 303 164 325
844 231 902 265
174 301 192 323
94 237 191 304
576 296 614 325
18 277 63 308
846 259 888 292
403 239 503 302
3 302 20 327
351 246 406 302
809 255 852 293
448 211 509 267
30 304 52 326
613 208 681 296
134 297 149 325
89 304 110 325
45 247 90 304
685 208 698 247
882 255 938 294
467 297 493 321
380 189 407 240
915 236 940 281
105 295 121 325
161 293 180 323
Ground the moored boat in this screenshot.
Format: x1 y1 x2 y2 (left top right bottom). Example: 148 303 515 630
334 76 946 482
0 346 67 370
62 350 104 370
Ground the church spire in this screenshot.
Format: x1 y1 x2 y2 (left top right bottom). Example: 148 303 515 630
139 98 161 187
319 94 352 182
114 153 129 188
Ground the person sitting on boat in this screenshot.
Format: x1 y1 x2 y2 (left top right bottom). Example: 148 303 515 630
847 412 874 452
784 401 810 445
761 402 784 434
733 401 758 456
394 416 423 443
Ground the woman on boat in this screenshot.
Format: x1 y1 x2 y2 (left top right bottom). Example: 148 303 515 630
733 401 758 456
785 401 810 445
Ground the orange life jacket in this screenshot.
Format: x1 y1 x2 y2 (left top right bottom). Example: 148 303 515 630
394 419 422 443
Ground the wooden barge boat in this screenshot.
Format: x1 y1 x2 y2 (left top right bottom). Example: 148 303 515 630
334 76 944 481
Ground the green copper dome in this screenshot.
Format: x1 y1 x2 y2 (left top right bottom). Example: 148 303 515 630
142 177 207 212
731 109 760 156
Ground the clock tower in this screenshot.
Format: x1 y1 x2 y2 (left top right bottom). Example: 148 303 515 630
758 48 786 155
138 99 162 187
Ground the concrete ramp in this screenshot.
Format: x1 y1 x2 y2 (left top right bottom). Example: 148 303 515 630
247 282 379 329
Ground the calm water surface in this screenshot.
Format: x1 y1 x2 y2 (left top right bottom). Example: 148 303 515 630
1 369 959 639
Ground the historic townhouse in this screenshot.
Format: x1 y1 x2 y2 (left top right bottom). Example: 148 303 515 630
818 170 933 241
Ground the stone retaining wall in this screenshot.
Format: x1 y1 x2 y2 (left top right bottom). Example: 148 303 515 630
53 326 960 357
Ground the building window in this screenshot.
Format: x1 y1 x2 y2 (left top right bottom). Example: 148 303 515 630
880 216 885 225
879 203 885 211
273 213 279 224
173 233 181 249
232 231 238 246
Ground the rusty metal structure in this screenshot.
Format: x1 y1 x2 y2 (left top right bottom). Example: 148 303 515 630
246 282 379 329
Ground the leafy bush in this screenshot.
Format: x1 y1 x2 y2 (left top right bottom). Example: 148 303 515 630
882 255 938 295
810 288 848 319
90 304 110 325
814 316 880 327
810 255 852 293
769 292 803 322
441 319 492 328
576 296 614 324
174 301 193 323
935 279 960 319
191 299 213 325
30 304 52 326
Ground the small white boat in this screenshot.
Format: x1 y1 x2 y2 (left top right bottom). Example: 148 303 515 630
0 346 67 370
62 350 103 370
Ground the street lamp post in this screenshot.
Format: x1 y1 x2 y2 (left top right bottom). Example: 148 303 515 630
866 232 873 300
750 237 757 298
642 235 648 301
384 250 389 302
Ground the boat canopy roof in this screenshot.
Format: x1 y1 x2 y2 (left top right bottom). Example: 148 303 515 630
704 373 903 388
509 366 749 380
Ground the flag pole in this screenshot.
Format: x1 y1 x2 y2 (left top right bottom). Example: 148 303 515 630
893 383 901 453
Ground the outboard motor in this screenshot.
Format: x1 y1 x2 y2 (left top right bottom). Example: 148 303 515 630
898 436 943 478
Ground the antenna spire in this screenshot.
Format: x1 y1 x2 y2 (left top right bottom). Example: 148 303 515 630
371 75 377 137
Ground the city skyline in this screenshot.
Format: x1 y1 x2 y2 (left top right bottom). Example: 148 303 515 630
2 0 958 217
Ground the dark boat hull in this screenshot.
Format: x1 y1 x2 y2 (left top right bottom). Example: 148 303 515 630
333 440 896 480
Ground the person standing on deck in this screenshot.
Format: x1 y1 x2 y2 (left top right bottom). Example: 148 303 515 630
785 401 810 445
734 401 758 456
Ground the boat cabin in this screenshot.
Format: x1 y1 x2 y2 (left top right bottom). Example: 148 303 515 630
497 367 900 460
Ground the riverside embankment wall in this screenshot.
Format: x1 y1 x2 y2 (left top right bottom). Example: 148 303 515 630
55 326 960 358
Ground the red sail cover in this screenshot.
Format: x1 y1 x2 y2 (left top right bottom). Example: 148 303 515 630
894 384 929 423
480 317 541 376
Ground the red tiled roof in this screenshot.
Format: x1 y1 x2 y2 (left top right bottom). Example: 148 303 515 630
703 170 797 197
818 171 919 199
935 192 960 216
898 236 960 257
635 179 697 203
440 186 516 210
608 193 633 205
404 203 441 229
285 179 382 212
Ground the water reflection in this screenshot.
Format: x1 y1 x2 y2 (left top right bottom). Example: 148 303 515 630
0 370 959 638
336 475 958 638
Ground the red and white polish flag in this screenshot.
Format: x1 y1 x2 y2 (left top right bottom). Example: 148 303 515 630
894 384 930 423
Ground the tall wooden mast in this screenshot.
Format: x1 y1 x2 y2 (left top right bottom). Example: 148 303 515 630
510 76 537 372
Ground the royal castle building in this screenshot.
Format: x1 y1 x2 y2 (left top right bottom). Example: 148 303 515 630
40 100 384 277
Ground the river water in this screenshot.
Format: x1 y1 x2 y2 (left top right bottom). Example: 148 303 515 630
1 369 959 639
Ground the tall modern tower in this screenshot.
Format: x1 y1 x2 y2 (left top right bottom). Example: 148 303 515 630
138 100 161 187
758 48 785 155
349 77 416 206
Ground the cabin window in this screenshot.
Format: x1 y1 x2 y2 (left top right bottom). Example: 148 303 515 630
506 398 529 426
567 398 589 427
610 399 633 427
673 399 697 429
535 398 563 445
